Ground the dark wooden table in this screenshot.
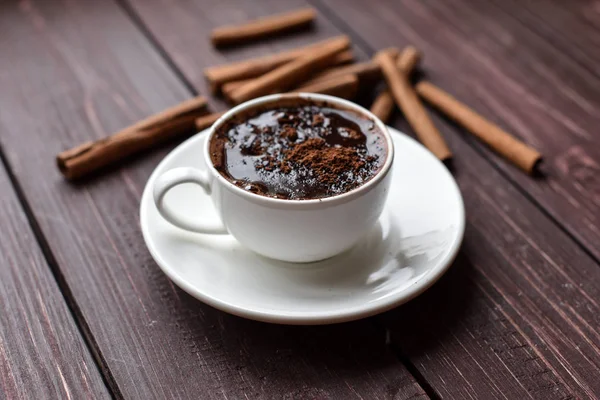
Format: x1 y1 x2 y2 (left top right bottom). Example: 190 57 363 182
1 1 599 399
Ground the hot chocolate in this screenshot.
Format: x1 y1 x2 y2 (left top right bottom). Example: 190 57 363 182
209 99 387 200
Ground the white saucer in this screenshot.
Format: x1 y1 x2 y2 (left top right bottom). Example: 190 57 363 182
140 127 465 325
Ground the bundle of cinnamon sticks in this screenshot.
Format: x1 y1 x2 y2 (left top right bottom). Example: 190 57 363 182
57 7 541 181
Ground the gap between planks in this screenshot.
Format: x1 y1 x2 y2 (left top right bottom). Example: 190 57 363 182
0 147 122 400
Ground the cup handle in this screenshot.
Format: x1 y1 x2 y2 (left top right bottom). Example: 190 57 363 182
153 167 227 234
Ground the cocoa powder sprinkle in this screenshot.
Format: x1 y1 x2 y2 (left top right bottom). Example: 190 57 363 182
282 138 365 185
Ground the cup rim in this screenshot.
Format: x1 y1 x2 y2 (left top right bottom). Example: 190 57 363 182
203 93 395 207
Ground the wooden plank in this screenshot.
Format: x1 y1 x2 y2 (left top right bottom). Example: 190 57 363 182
0 171 110 398
305 1 600 398
0 1 425 398
102 0 600 397
315 0 600 261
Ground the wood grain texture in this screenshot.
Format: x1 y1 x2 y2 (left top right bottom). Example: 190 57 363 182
0 1 425 398
318 0 600 261
312 0 600 397
0 172 110 398
492 0 600 68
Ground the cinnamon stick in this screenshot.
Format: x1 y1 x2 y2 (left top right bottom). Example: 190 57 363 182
220 50 353 101
195 75 359 132
211 8 316 47
304 60 379 84
396 46 422 75
416 82 541 173
204 36 350 93
229 36 349 105
195 111 226 131
294 74 359 99
375 49 451 161
369 91 396 123
370 46 422 123
298 51 399 87
57 96 208 180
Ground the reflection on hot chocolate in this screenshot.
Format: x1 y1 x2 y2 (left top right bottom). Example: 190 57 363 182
210 98 387 200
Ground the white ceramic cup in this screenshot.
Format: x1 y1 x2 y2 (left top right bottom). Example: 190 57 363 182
153 93 394 262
